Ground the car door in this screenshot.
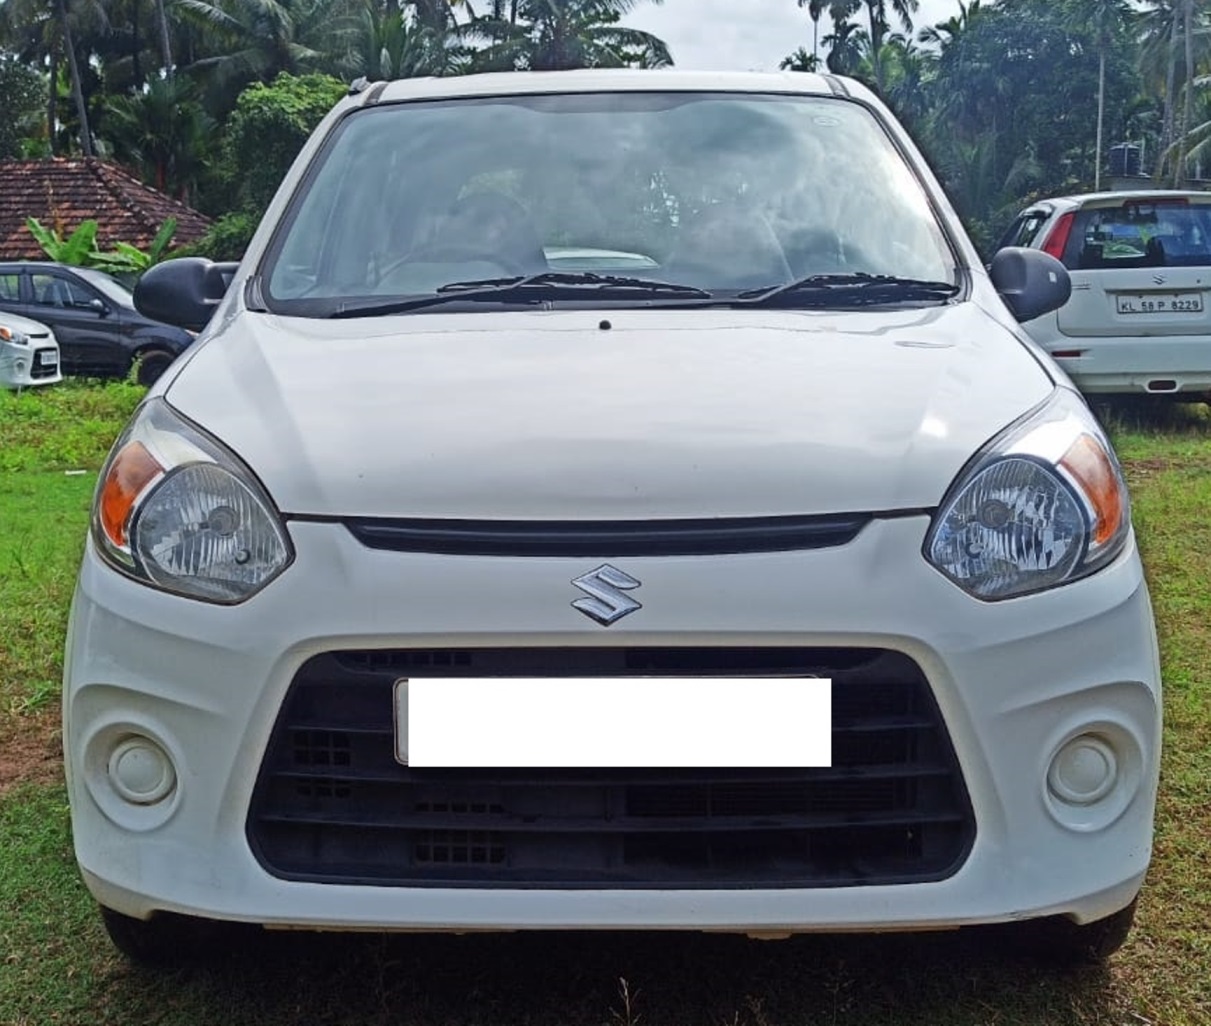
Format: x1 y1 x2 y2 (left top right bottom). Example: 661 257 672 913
26 271 127 376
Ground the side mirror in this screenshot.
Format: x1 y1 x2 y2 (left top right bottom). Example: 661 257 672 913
989 246 1072 323
134 258 239 332
88 297 109 316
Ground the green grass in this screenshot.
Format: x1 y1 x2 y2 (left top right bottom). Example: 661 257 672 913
0 473 96 714
0 381 141 713
0 378 143 474
0 389 1208 1025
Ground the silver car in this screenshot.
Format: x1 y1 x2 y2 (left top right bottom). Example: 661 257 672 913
0 310 62 389
999 190 1211 398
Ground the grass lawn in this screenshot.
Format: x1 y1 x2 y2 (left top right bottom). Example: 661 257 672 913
0 384 1208 1025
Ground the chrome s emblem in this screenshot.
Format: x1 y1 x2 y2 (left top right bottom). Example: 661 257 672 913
1153 273 1167 285
571 565 642 626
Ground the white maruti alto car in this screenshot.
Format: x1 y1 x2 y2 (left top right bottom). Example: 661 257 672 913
0 311 61 388
998 189 1211 398
64 70 1161 966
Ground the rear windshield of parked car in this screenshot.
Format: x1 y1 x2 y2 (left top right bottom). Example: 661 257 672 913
1065 200 1211 270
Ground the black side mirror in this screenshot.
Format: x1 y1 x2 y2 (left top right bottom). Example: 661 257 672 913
134 258 239 332
989 246 1072 322
88 297 109 316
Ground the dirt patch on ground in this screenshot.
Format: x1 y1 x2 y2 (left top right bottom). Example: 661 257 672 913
0 710 63 798
1120 453 1211 483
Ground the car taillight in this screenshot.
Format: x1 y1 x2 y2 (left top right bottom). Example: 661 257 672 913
1041 212 1075 262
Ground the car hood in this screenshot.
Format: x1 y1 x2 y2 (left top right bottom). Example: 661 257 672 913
0 311 54 337
165 305 1053 519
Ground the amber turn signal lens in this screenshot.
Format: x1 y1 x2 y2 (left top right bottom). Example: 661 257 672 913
1060 433 1124 548
99 441 165 549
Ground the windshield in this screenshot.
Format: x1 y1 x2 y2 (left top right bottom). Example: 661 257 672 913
263 92 957 316
1065 199 1211 270
74 267 135 307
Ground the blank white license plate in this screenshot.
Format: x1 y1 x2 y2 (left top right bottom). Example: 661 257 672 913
36 350 58 367
1115 292 1203 314
396 677 832 768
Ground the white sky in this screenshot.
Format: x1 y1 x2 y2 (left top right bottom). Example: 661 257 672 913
626 0 966 72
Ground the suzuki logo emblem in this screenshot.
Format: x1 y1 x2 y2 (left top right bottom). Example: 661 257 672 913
571 565 642 626
1153 273 1166 285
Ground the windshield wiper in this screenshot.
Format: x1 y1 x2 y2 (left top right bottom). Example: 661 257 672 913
736 273 960 308
329 272 712 317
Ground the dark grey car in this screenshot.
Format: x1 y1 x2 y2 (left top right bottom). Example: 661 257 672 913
0 261 194 385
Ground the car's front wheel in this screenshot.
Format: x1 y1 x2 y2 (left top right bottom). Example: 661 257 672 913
99 905 238 966
133 348 176 387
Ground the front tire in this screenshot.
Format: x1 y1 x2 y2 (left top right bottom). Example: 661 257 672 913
99 905 235 967
134 348 176 387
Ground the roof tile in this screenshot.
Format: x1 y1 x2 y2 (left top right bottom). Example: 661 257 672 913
0 158 211 260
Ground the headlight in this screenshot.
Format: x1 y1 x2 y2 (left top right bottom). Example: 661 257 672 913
924 389 1130 600
0 326 30 345
92 399 293 603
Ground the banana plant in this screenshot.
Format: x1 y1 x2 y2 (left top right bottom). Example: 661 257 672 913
25 216 178 280
90 219 179 276
25 217 100 265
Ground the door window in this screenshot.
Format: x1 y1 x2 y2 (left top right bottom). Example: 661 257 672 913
0 273 21 302
996 212 1049 251
31 274 103 310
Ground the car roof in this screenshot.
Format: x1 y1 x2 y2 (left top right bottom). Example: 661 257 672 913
0 260 86 272
371 69 847 106
1022 190 1211 213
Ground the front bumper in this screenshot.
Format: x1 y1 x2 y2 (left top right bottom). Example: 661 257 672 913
63 515 1161 932
0 343 61 388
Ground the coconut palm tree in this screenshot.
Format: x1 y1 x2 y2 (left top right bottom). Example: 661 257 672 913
104 75 213 198
347 0 461 78
780 45 820 72
3 0 109 156
175 0 357 87
155 0 174 74
916 0 980 50
1064 0 1133 190
821 15 865 76
469 0 670 72
858 0 917 93
1175 0 1198 185
796 0 831 65
1138 0 1211 184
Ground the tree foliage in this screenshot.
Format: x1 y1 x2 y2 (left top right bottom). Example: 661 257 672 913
793 0 1159 253
4 0 1205 272
467 0 670 71
0 52 44 157
220 71 346 214
0 0 670 223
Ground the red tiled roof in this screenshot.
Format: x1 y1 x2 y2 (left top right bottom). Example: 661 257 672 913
0 158 211 260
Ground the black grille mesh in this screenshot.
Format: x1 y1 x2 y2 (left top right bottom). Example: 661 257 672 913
247 648 973 888
30 356 58 379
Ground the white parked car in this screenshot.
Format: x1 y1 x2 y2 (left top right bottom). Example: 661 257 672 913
64 70 1161 967
998 190 1211 398
0 310 61 388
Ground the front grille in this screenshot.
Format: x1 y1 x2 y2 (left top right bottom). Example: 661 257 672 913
30 350 58 378
336 513 873 557
248 648 974 888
